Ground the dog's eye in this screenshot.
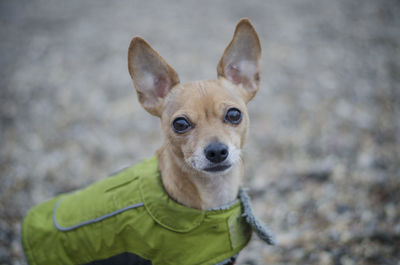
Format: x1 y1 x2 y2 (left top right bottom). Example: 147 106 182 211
172 117 192 133
224 108 242 124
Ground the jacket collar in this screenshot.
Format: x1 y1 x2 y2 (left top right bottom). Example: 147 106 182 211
138 156 241 232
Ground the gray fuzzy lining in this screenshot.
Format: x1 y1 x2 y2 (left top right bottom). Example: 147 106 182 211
207 199 239 211
239 188 276 245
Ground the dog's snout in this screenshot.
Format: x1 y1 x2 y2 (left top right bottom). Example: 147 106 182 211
204 142 229 163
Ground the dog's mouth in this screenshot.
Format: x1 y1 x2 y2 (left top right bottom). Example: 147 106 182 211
203 164 231 173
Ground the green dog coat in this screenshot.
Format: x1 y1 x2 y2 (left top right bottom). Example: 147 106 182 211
22 156 274 265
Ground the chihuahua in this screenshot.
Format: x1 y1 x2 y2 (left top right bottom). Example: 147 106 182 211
22 18 270 265
128 18 261 210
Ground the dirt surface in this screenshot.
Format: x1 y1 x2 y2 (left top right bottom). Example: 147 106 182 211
1 0 399 264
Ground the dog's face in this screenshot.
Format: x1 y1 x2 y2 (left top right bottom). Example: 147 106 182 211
161 79 249 174
128 18 261 176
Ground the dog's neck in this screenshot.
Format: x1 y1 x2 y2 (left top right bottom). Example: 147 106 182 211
157 146 242 210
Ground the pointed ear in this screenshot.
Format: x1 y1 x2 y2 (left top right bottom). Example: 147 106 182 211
217 18 261 102
128 37 180 116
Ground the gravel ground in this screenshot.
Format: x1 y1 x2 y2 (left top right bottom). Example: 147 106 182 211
1 0 399 264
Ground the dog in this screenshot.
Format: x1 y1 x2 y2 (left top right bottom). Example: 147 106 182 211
22 18 274 265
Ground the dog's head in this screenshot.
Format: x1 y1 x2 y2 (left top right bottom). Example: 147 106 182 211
128 19 261 176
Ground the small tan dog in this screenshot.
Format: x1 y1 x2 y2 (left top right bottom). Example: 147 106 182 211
22 18 273 265
128 18 261 211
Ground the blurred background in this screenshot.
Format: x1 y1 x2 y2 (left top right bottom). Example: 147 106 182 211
1 0 399 264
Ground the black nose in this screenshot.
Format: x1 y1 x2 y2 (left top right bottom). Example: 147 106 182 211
204 142 229 163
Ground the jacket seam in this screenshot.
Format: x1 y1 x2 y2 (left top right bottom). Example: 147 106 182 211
53 200 144 231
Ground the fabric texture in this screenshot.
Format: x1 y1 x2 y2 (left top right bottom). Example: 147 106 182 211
21 156 258 265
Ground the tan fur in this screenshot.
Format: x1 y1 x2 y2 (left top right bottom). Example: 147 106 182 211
128 18 261 210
